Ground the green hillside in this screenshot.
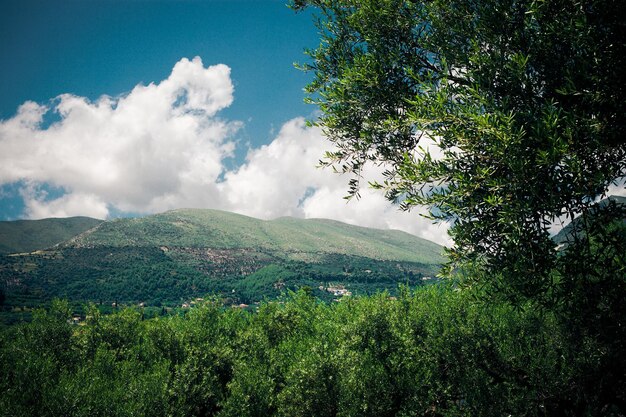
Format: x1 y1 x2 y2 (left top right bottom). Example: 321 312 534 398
0 209 445 322
0 217 103 255
66 209 444 264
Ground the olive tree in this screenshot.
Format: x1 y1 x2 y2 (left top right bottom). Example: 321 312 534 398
291 0 626 302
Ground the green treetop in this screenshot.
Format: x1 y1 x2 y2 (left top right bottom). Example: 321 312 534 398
292 0 626 302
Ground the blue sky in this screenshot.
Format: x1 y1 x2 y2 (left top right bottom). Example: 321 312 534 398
0 0 318 152
0 0 450 245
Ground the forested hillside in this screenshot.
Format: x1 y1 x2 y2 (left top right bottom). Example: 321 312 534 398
0 209 444 324
64 209 442 264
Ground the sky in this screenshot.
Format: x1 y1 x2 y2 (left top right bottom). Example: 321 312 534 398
0 0 451 245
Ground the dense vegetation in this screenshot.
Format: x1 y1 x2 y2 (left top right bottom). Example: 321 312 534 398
292 0 626 300
285 0 626 413
0 247 434 310
0 210 442 325
3 286 622 417
1 0 624 414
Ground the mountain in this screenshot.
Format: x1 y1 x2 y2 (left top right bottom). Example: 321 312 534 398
0 209 445 317
0 216 103 255
554 195 626 245
65 209 443 264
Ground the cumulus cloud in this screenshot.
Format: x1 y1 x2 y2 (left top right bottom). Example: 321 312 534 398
0 57 238 216
0 57 450 245
20 184 109 220
219 118 333 219
222 118 451 245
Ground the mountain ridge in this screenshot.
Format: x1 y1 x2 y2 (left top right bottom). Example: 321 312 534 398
63 208 444 264
0 208 445 314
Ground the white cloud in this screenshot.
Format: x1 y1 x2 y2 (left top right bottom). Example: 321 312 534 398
0 57 238 216
219 118 333 219
221 118 451 245
0 57 451 245
21 185 109 220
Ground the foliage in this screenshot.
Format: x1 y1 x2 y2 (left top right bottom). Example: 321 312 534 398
291 0 626 302
0 247 434 313
286 3 626 410
3 287 623 416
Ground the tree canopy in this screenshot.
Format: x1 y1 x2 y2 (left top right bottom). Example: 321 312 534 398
0 289 603 417
291 0 626 301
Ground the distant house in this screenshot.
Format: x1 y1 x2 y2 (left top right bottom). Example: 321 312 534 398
325 285 352 297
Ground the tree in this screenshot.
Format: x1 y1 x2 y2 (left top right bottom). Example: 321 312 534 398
293 3 626 412
291 0 626 302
